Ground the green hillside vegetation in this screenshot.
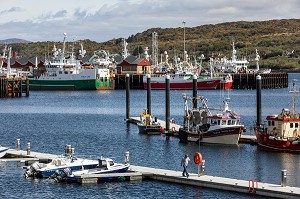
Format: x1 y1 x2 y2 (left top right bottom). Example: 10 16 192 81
2 18 300 71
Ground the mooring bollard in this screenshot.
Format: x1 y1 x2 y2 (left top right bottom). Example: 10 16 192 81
281 169 287 187
200 160 205 176
16 139 20 151
125 151 130 164
26 142 30 155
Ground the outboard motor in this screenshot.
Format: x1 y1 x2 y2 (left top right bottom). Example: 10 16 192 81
24 162 41 178
54 168 72 182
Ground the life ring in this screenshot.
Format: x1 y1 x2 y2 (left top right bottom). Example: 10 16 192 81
194 152 202 165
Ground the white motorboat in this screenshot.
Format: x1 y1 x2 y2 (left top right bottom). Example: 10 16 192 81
52 157 130 183
24 154 99 178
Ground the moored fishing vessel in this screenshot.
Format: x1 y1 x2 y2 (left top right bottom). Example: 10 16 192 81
137 109 163 134
143 73 221 90
178 94 245 144
29 33 113 90
255 80 300 152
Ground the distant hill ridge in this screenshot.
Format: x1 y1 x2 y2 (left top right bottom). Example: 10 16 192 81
1 18 300 71
0 38 31 44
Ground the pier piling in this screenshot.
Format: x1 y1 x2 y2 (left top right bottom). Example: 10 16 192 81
165 75 170 135
193 75 197 109
147 74 151 115
256 75 262 127
126 74 130 120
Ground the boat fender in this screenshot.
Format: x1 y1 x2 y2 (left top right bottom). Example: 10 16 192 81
286 141 290 147
263 136 267 142
172 127 175 133
194 152 202 165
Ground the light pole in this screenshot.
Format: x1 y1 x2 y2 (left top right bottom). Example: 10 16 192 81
183 21 186 62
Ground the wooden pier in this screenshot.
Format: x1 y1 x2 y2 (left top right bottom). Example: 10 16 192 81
0 77 29 98
114 72 288 90
1 148 299 198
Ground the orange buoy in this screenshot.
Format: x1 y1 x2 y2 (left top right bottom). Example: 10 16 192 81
286 141 290 147
194 152 202 165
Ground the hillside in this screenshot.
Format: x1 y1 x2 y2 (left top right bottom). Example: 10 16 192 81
1 18 300 71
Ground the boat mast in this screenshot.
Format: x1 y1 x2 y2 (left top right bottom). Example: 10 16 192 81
183 21 186 62
289 79 299 115
62 33 67 63
0 44 7 69
151 32 158 70
255 49 260 71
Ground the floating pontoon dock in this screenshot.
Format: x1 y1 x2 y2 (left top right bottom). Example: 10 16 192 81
1 148 298 198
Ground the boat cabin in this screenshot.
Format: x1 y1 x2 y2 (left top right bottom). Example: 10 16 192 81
265 108 300 140
207 115 241 126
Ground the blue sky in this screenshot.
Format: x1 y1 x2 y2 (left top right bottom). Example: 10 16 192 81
0 0 299 42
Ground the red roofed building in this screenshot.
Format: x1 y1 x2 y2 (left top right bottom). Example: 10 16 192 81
116 55 151 74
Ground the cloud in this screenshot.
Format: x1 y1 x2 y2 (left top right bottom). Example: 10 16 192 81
0 7 22 15
0 0 299 42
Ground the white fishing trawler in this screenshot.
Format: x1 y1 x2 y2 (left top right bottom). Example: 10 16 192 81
178 93 246 144
29 33 114 90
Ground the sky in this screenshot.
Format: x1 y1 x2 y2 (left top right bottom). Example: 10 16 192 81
0 0 299 42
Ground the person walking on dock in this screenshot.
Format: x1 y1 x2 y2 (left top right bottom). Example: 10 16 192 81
181 154 190 177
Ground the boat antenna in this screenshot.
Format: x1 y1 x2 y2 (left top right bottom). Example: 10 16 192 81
289 79 299 115
62 33 67 63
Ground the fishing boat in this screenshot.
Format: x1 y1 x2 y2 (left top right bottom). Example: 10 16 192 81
29 33 113 90
51 157 129 183
178 94 246 144
24 154 99 178
0 146 9 158
143 72 222 90
255 80 300 152
210 41 248 73
137 109 163 134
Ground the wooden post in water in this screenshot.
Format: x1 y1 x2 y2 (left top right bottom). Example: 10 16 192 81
256 75 262 127
126 74 130 121
147 74 151 115
165 75 170 135
26 78 29 96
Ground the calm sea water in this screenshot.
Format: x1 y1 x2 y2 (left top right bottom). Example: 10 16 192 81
1 73 300 198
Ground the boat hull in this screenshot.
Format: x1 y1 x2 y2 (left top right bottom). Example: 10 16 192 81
62 164 130 183
36 163 99 178
137 123 163 135
0 147 8 158
179 126 243 145
255 130 300 152
143 80 220 90
29 78 112 91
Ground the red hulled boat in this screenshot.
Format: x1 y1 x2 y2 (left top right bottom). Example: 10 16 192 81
255 80 300 152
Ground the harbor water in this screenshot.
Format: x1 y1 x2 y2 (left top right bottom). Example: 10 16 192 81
1 73 300 198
